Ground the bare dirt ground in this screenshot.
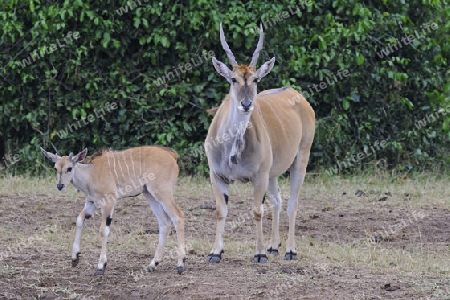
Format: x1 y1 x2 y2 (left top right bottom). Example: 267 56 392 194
0 175 449 299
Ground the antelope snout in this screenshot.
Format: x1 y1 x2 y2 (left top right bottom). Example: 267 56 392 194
240 101 253 112
57 184 65 191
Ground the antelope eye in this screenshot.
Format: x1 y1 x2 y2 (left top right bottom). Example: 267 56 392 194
67 167 72 172
253 78 259 83
231 78 237 83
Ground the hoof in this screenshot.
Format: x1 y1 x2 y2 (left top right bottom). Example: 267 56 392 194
177 266 184 274
207 254 222 263
71 252 81 267
147 261 159 272
285 250 297 260
253 254 268 263
267 247 279 255
207 250 224 263
94 269 105 275
94 263 106 275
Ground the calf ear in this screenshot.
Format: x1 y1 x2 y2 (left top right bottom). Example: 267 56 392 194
72 148 88 163
40 147 59 162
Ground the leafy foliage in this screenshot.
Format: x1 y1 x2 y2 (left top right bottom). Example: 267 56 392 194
0 0 449 176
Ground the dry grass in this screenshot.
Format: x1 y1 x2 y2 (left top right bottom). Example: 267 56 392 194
0 171 449 299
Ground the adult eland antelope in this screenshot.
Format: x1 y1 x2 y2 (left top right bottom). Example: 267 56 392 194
204 24 315 263
40 146 186 274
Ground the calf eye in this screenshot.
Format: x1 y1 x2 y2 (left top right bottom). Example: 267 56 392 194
231 78 237 83
254 78 260 83
67 167 72 172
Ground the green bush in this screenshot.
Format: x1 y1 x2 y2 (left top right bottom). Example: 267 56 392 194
1 0 449 176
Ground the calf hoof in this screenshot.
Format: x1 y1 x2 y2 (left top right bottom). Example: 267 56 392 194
285 250 297 260
267 247 279 255
176 257 187 274
71 252 81 267
253 254 268 263
206 250 224 263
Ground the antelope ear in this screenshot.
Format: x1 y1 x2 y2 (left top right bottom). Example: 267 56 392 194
207 106 220 116
212 57 233 80
256 57 276 79
40 147 59 162
72 148 88 163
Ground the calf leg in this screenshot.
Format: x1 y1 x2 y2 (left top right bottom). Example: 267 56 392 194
72 201 96 267
143 190 171 272
95 200 115 275
152 189 186 274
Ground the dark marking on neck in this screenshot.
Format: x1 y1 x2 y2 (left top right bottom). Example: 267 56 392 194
85 214 92 219
235 134 243 149
106 216 112 226
240 177 251 183
215 172 230 184
230 132 244 165
262 195 266 204
223 194 229 205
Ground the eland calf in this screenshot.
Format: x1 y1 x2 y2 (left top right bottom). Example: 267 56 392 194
40 146 186 274
204 24 315 263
